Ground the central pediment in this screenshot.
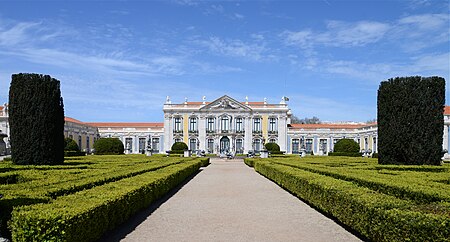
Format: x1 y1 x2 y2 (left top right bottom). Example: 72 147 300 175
200 95 252 111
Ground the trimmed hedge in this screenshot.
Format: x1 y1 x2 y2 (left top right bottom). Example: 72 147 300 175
252 160 450 241
333 139 359 153
265 143 280 152
93 138 124 155
171 142 188 152
10 160 203 242
9 73 65 165
64 151 86 157
64 138 80 152
328 152 361 157
377 76 445 165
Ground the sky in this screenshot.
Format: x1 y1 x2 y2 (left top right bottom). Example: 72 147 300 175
0 0 448 122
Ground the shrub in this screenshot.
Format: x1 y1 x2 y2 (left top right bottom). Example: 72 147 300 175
10 161 203 242
372 153 379 158
171 142 188 152
333 139 359 153
377 76 445 165
265 143 280 152
328 152 361 157
64 138 80 152
94 138 124 155
9 73 65 165
64 151 86 157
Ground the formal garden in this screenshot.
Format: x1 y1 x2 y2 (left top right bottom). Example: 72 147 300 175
0 155 209 241
244 156 450 241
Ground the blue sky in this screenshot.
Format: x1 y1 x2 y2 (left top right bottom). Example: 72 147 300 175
0 0 448 122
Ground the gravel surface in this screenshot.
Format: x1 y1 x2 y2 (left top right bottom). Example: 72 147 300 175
104 158 362 242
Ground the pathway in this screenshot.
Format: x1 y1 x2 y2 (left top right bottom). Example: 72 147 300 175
102 158 362 242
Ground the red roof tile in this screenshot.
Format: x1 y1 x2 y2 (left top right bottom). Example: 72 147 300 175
86 122 164 128
445 106 450 115
64 116 85 125
289 123 365 129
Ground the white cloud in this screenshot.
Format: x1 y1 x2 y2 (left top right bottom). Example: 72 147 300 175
196 36 268 61
0 21 41 46
281 14 449 51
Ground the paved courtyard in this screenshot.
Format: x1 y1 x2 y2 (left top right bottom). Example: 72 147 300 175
103 158 362 242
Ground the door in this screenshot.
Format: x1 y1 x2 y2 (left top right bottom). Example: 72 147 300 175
220 136 230 153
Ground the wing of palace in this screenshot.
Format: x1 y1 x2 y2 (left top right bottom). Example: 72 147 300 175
1 95 450 157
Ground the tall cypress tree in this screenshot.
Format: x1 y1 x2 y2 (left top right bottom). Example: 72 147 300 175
377 76 445 165
9 73 65 165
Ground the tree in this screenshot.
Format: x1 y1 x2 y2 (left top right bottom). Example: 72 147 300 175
377 76 445 165
93 138 124 155
64 138 80 151
333 139 360 153
291 115 321 124
9 73 65 165
171 142 188 154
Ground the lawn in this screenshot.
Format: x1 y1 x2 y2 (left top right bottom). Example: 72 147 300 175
0 154 209 241
245 156 450 242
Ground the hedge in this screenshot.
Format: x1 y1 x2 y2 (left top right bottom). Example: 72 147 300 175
93 138 124 155
171 142 188 152
64 151 86 157
64 138 80 152
328 152 361 157
264 143 280 152
252 160 450 241
270 159 450 203
333 139 359 153
377 76 445 165
10 160 203 242
9 73 65 165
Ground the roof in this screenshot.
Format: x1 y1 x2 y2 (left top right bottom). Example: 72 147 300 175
65 116 87 125
445 106 450 115
0 106 3 111
86 122 164 128
289 123 366 130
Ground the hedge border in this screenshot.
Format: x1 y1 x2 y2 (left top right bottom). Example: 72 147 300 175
252 160 450 242
10 160 204 242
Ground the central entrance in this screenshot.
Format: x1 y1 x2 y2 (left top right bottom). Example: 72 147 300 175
220 136 230 153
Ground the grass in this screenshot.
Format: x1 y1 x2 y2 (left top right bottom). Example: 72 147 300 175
0 154 209 240
245 156 450 242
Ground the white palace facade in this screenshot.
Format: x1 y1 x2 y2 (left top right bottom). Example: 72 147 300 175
1 96 450 156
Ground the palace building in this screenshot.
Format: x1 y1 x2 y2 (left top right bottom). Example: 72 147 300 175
1 96 450 156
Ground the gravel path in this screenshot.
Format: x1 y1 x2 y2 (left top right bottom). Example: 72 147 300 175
103 158 362 242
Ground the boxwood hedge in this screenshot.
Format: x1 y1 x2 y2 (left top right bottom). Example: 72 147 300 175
10 160 204 241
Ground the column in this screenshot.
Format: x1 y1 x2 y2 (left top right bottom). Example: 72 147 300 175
163 114 171 153
244 116 252 153
198 115 206 151
278 115 287 152
443 125 449 152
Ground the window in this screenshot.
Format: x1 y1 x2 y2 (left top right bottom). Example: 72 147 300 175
236 118 243 132
253 118 261 132
305 139 313 153
189 117 197 131
125 138 132 150
152 138 160 152
319 139 327 153
221 116 229 132
139 138 146 153
207 139 214 153
86 136 90 151
174 138 181 143
269 138 276 143
207 118 215 132
190 139 197 151
78 136 82 150
236 139 243 153
292 139 299 154
174 117 182 132
269 118 277 132
253 139 261 152
373 137 377 153
364 138 368 150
